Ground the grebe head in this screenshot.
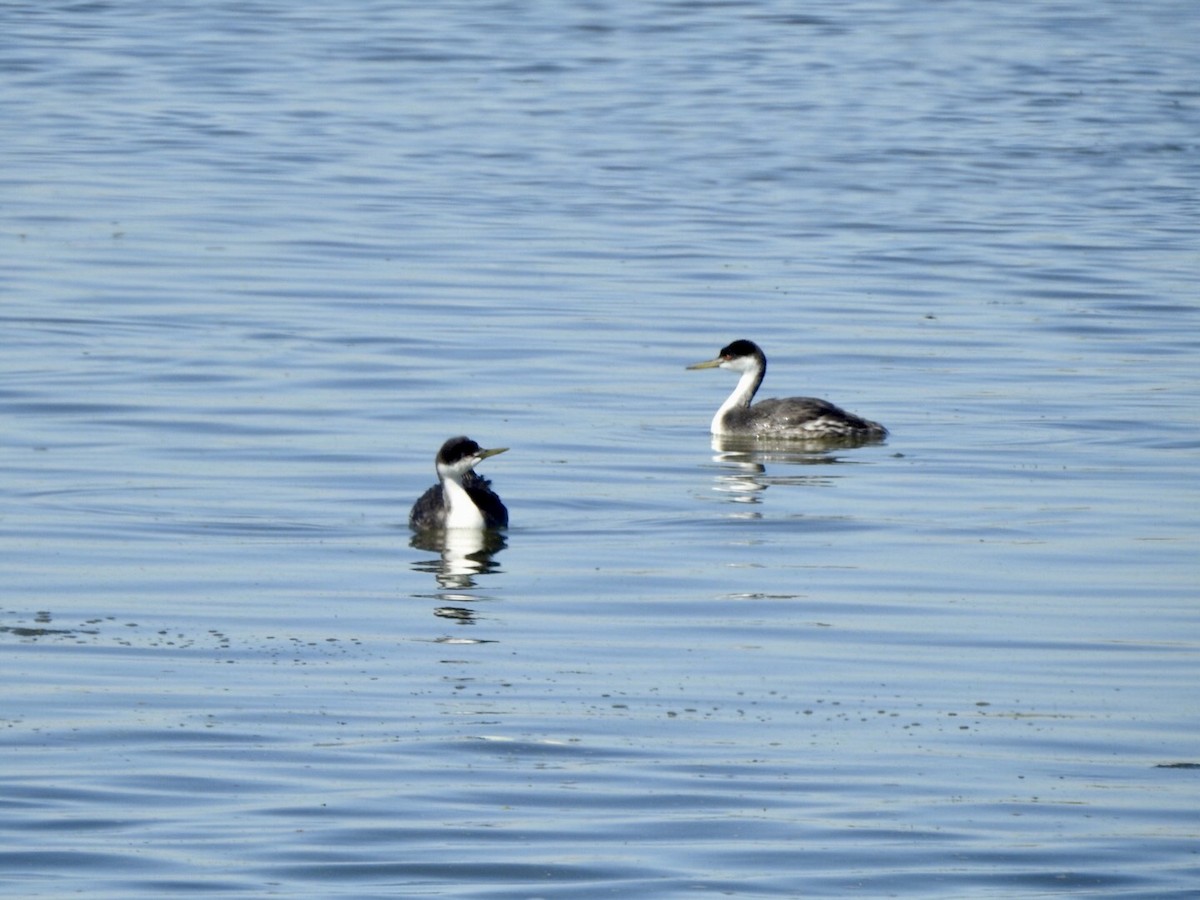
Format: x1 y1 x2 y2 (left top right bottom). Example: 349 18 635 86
435 436 508 482
687 339 765 374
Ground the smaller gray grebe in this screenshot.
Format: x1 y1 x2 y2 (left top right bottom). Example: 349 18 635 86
688 339 887 440
409 436 509 531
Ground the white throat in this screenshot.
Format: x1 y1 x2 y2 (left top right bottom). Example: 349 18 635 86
711 365 761 434
441 476 486 528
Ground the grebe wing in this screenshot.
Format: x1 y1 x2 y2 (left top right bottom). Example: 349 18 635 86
409 484 446 530
463 472 509 528
750 396 887 437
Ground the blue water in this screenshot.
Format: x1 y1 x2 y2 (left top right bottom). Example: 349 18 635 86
3 1 1199 897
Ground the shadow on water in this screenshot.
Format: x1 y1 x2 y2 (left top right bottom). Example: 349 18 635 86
409 529 506 636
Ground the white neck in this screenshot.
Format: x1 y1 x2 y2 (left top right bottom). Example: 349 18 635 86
711 366 762 434
441 476 486 528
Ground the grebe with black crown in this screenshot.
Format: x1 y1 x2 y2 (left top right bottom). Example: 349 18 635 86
687 339 887 440
409 436 509 531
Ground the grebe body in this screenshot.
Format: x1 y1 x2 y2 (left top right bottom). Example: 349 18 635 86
688 339 886 440
409 436 509 531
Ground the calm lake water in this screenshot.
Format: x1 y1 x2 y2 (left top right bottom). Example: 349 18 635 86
3 1 1198 897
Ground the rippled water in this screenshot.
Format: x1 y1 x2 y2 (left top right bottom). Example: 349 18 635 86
3 1 1199 897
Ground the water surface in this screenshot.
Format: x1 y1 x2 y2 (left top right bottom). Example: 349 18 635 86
2 1 1198 897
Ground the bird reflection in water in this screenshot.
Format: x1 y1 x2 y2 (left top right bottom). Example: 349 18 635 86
410 528 506 631
705 434 871 511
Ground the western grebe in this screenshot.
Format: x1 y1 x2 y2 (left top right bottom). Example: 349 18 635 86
687 339 887 440
409 436 509 531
